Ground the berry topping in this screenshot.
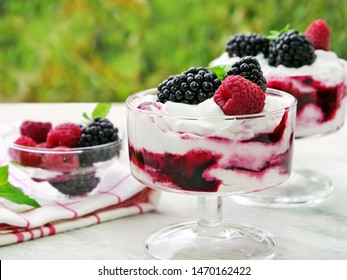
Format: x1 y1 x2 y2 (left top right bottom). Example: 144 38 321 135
78 117 119 147
13 135 37 147
77 117 120 167
214 75 265 116
41 147 80 172
20 121 52 143
268 30 316 68
46 123 82 148
157 67 221 104
226 33 270 58
9 136 42 167
305 19 330 51
225 56 267 92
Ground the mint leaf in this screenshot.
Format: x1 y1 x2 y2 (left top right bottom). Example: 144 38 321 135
0 165 41 208
82 103 112 125
92 103 112 119
82 112 91 121
266 23 291 41
0 182 41 208
207 65 232 80
0 165 8 185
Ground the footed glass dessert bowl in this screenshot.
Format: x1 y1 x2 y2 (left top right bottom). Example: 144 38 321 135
210 20 347 207
233 67 346 208
126 88 296 260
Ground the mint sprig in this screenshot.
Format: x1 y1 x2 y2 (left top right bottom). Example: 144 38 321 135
0 165 41 208
207 65 232 80
266 23 291 41
83 103 112 122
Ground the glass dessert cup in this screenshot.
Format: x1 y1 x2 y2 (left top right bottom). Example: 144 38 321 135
4 128 122 202
126 88 296 260
233 70 347 208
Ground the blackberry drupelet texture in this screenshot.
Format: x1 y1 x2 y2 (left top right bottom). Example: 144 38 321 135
226 33 270 58
157 67 221 104
78 117 119 146
225 56 267 92
268 30 316 68
77 117 121 167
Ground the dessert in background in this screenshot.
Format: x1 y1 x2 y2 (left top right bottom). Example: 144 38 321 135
210 19 347 138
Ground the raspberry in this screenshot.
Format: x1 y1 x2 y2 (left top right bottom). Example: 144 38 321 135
268 30 316 68
225 56 267 92
41 147 80 172
305 19 330 51
36 142 48 149
46 123 81 148
226 33 270 58
20 121 52 143
13 135 36 147
9 136 42 167
157 67 221 104
214 75 265 116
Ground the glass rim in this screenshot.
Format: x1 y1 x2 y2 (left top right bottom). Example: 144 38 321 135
7 137 123 154
125 87 297 120
3 123 124 154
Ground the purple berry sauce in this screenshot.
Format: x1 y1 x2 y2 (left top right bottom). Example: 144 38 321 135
267 75 346 122
128 112 293 192
129 148 222 192
243 110 289 144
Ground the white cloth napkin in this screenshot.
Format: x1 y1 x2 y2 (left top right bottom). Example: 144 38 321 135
0 124 159 246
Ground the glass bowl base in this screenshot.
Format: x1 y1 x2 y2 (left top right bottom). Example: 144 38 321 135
144 221 277 260
232 169 333 208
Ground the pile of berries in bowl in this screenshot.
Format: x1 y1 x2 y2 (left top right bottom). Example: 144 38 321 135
6 110 122 200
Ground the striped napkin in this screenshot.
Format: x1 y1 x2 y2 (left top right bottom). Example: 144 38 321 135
0 124 159 246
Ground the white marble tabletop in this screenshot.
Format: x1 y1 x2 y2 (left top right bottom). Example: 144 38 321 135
0 103 346 260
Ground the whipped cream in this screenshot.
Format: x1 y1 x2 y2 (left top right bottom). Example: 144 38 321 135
135 94 289 139
210 50 347 85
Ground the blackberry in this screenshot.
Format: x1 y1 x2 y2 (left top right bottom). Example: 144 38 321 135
157 67 222 104
268 30 316 68
225 56 267 92
77 117 121 167
78 117 119 146
49 172 100 196
226 33 270 58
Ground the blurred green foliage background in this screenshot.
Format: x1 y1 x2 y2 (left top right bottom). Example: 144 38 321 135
1 0 346 102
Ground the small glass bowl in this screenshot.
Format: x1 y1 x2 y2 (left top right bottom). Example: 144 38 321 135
4 128 122 202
